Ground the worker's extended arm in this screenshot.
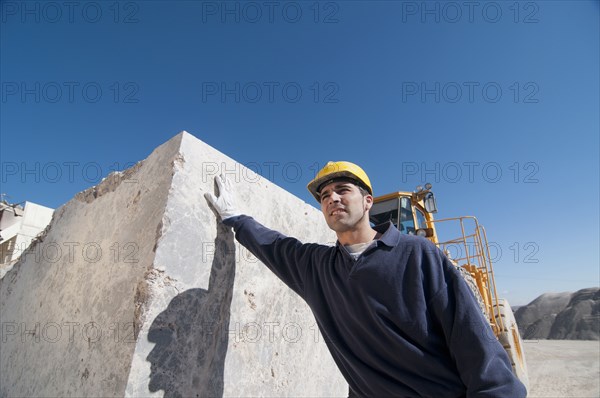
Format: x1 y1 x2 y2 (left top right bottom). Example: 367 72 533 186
204 175 323 297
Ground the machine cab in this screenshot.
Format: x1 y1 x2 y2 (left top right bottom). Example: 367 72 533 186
369 184 438 241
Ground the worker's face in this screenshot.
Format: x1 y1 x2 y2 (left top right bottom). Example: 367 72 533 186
319 182 373 233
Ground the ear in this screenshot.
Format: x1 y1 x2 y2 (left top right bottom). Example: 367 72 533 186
364 194 373 211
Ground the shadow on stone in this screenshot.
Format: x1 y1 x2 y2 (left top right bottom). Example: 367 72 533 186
147 222 236 397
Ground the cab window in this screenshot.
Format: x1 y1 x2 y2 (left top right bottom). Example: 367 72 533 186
415 208 427 229
369 198 399 228
400 197 415 234
370 196 417 234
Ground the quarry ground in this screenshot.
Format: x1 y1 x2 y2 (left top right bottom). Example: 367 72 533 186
525 340 600 397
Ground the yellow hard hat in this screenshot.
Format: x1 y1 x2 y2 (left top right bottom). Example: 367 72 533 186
307 161 373 202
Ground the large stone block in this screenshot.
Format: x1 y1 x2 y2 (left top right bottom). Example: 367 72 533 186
0 132 347 397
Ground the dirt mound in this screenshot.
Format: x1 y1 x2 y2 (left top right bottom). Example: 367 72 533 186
515 288 599 340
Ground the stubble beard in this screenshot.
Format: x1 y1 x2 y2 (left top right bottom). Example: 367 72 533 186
326 207 369 234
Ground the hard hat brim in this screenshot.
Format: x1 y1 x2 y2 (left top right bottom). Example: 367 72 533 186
307 171 372 202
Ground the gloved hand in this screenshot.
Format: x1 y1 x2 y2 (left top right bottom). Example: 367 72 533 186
204 174 240 221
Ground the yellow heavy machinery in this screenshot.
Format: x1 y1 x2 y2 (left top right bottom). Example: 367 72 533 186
369 184 529 389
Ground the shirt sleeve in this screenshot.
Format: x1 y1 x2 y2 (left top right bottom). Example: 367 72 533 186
223 215 322 298
427 248 528 398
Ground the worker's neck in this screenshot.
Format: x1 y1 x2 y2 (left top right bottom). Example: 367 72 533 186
336 223 377 246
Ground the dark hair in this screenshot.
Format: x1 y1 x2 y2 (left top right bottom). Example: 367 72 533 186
357 185 369 197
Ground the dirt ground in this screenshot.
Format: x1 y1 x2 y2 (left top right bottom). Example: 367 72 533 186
524 340 600 397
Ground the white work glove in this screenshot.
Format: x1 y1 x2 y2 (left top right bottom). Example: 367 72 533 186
204 174 240 221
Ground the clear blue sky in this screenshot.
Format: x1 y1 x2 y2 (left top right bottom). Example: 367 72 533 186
1 0 598 305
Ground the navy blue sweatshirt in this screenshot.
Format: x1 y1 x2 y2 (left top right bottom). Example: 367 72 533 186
223 215 527 398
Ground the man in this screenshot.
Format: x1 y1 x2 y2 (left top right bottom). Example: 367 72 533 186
205 161 527 397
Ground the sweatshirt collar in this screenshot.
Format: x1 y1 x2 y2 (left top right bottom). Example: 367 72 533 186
335 221 400 249
373 221 401 247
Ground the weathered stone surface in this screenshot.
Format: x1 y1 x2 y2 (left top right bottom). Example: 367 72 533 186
0 132 346 397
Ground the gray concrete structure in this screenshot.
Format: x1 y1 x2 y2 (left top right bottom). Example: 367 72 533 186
0 200 54 273
0 132 347 397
